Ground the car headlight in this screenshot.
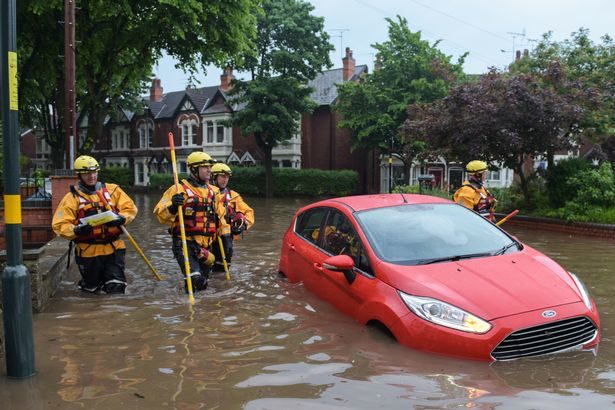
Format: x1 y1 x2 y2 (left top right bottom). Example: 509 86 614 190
398 291 492 334
569 272 593 311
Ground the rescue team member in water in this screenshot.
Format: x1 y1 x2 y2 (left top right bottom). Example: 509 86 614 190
153 151 230 292
52 155 138 294
453 160 497 222
210 163 254 271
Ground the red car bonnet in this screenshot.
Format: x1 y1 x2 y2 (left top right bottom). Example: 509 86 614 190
374 249 582 321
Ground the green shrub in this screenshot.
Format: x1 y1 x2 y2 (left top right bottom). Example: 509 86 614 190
566 162 615 208
546 157 591 207
148 167 358 197
99 166 133 186
149 172 188 189
392 184 451 199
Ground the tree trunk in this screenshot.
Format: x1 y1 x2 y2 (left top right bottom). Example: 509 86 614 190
264 145 274 198
515 157 532 208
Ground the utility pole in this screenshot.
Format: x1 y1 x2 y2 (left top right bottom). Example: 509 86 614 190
1 0 37 378
64 0 76 169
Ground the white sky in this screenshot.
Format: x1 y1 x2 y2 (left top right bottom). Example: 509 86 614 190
154 0 615 92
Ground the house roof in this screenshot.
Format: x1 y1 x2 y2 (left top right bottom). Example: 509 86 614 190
140 64 369 119
308 65 368 105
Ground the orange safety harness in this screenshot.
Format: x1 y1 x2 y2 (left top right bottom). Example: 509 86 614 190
171 182 217 237
72 185 122 244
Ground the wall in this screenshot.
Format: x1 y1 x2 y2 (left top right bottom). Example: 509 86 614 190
501 214 615 240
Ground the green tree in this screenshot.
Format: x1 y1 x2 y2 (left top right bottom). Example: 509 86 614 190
335 16 465 186
17 0 258 168
511 29 615 166
405 68 589 207
225 0 333 198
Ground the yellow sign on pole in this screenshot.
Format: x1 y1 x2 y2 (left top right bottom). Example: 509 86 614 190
8 51 18 111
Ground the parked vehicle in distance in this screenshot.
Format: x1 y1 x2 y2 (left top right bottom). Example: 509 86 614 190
278 194 601 361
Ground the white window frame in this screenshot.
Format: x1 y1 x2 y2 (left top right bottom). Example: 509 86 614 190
202 115 231 147
180 120 197 147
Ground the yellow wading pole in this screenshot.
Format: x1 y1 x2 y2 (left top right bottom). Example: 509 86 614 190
96 191 162 281
217 236 231 281
496 209 520 226
169 132 196 305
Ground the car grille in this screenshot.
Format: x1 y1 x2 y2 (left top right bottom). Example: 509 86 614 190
491 317 598 361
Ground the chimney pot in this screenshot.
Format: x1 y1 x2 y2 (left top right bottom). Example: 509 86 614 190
515 50 522 61
150 78 163 102
342 47 356 81
220 67 235 92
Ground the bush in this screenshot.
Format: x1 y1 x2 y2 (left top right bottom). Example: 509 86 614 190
148 167 359 197
546 157 591 207
99 166 133 186
392 184 451 199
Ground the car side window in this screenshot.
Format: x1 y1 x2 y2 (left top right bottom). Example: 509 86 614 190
295 208 327 245
322 211 360 259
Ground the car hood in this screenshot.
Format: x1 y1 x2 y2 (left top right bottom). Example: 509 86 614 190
377 249 583 320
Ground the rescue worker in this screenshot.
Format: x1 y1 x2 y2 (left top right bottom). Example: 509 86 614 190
52 155 137 294
453 160 497 221
153 151 229 292
210 163 254 270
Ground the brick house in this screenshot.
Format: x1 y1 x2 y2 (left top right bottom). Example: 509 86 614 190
65 48 380 193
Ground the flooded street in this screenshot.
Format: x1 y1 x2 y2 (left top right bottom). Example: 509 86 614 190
1 192 614 409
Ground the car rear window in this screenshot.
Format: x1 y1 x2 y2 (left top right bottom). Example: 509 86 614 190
355 203 516 265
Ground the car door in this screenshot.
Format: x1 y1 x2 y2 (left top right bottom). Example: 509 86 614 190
315 210 377 318
286 207 328 288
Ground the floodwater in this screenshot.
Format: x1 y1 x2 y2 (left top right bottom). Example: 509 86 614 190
1 192 614 410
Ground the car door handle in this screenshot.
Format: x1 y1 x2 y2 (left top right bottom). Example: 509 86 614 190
313 263 323 272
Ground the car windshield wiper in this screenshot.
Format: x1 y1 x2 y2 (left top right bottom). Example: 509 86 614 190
492 241 519 256
416 252 494 265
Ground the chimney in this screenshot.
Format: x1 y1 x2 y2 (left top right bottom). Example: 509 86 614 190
342 47 356 81
220 67 235 92
523 49 529 59
515 50 522 61
150 78 163 102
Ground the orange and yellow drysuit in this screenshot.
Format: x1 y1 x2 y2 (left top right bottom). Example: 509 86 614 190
453 180 497 221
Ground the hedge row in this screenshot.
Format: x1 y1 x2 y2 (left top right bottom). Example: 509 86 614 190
149 167 358 197
99 166 133 186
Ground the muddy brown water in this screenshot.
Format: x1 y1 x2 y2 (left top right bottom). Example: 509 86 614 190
1 193 614 409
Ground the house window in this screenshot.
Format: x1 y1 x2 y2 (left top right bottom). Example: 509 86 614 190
136 163 144 184
181 121 196 146
112 129 129 150
487 170 500 181
216 125 224 143
179 161 187 174
206 121 214 143
36 137 51 159
139 123 153 148
282 160 292 168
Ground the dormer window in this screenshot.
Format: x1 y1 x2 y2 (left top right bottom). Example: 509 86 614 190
180 120 197 146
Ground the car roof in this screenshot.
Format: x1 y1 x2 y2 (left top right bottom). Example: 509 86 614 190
305 194 453 213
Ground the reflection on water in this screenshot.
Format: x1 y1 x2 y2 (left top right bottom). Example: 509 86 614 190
1 193 615 409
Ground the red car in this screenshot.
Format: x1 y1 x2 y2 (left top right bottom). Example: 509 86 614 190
278 194 600 361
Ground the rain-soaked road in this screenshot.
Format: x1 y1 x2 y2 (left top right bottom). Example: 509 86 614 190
1 192 614 409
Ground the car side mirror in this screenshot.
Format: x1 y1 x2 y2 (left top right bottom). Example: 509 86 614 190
323 255 356 284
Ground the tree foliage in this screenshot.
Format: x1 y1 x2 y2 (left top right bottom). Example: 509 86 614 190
225 0 333 198
404 68 591 206
17 0 258 168
335 16 465 184
511 29 615 153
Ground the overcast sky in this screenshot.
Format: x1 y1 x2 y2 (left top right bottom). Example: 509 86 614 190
154 0 615 92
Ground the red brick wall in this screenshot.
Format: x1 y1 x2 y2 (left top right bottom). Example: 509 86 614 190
0 207 54 249
504 216 615 240
51 175 78 215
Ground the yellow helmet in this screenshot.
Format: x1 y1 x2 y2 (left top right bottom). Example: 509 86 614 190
211 163 232 176
74 155 100 173
466 160 488 174
187 151 215 168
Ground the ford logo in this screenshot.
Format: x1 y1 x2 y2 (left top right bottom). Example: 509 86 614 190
542 310 557 318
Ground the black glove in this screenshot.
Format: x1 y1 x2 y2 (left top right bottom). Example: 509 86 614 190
107 214 126 227
168 193 186 215
231 213 247 235
74 223 93 237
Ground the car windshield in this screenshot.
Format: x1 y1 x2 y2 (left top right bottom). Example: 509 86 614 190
355 203 518 265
